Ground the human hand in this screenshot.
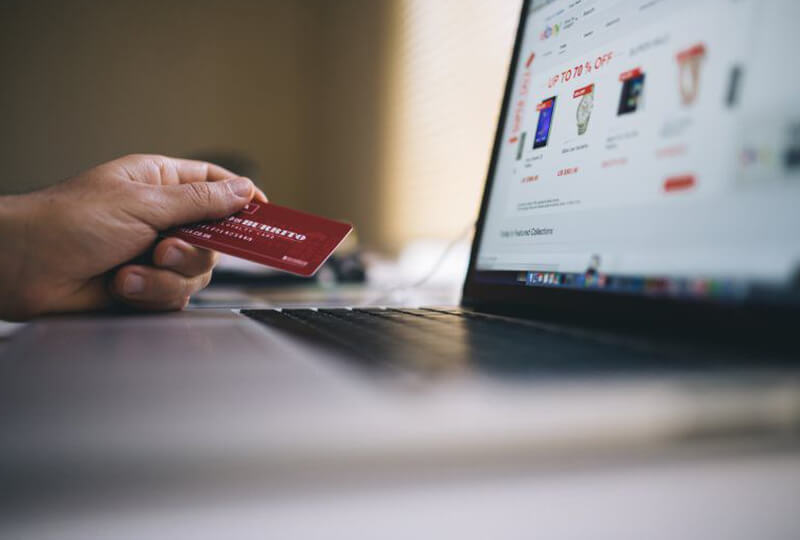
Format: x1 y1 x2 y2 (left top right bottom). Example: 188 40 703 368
0 154 267 321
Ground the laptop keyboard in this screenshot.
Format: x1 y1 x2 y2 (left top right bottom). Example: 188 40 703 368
241 307 657 375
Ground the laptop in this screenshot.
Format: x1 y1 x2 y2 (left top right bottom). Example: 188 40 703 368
239 0 800 366
3 0 800 512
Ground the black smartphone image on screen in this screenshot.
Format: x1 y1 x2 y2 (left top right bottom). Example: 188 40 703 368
617 74 645 115
533 97 557 149
516 132 527 160
726 66 742 108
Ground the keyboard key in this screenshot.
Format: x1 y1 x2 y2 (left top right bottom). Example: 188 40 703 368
243 307 662 376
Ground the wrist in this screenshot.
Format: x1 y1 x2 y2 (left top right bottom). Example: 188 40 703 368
0 193 39 320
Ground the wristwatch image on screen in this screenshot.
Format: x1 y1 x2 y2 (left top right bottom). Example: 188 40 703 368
576 88 594 135
677 43 706 106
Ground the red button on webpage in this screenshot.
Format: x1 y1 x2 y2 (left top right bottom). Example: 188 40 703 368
572 84 594 98
663 175 696 192
619 67 642 81
536 99 555 111
676 43 706 63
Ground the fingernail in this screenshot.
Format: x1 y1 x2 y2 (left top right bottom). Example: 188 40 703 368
162 246 183 267
123 274 145 296
227 177 252 198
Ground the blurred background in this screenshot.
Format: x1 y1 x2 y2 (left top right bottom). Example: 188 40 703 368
0 0 520 254
2 4 800 538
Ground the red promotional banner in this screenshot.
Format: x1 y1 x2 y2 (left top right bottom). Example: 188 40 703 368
619 68 643 81
663 175 696 192
536 99 555 111
573 84 594 98
525 52 536 68
677 43 706 63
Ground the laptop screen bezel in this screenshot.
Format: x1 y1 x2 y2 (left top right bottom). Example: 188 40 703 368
460 0 797 329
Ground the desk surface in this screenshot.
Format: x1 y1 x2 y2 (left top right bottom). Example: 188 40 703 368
3 443 799 539
2 287 799 538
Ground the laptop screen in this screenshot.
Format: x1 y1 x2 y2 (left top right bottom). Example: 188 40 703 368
473 0 800 306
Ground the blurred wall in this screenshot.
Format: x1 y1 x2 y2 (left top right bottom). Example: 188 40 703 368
0 0 318 208
380 0 520 251
0 0 516 253
301 0 391 250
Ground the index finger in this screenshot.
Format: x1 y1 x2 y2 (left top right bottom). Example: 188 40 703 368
171 158 268 202
117 154 237 186
171 158 238 184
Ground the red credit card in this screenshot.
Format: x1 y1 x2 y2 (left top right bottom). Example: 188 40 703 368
166 202 353 277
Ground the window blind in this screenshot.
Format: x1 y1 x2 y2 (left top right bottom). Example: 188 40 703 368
381 0 522 249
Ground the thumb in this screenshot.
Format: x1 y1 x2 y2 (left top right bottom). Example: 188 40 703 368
145 177 255 230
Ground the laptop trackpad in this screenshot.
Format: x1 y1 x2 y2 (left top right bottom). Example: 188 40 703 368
1 310 370 414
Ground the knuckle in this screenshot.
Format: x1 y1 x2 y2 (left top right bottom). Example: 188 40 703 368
136 182 159 202
125 153 163 165
187 182 214 208
193 249 217 273
138 185 169 215
152 275 187 304
185 274 206 295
